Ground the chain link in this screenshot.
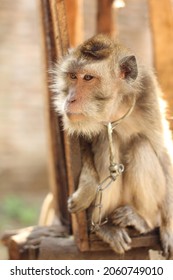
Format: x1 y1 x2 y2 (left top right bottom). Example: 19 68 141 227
91 96 135 232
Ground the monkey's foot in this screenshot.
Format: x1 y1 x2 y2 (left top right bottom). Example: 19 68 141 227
160 227 173 260
111 205 150 234
68 191 93 213
96 225 132 254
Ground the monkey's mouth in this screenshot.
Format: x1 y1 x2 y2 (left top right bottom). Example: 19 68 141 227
66 112 86 122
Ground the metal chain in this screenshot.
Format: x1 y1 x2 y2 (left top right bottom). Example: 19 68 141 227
91 96 136 232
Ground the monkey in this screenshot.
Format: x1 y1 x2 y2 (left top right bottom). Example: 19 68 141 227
52 34 173 259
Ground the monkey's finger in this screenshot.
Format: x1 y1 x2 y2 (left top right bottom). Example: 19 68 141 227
121 229 132 244
112 216 133 229
67 198 81 211
110 241 125 255
112 206 133 216
112 216 127 226
119 239 131 252
112 211 125 220
119 229 131 251
162 244 169 259
111 230 131 253
166 245 173 260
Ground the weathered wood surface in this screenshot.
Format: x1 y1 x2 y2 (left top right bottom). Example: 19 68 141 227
40 0 70 227
97 0 116 36
39 237 151 260
1 226 161 260
88 229 161 252
1 225 67 260
148 0 173 128
65 0 84 46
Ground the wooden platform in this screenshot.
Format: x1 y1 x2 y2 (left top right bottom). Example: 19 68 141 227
1 225 161 260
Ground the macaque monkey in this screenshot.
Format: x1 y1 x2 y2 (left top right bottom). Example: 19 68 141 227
53 34 173 259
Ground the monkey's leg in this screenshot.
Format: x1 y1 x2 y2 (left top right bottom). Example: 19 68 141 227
96 224 132 254
68 141 99 213
111 205 150 233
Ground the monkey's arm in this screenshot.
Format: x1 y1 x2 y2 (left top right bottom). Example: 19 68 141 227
68 140 99 213
111 205 150 234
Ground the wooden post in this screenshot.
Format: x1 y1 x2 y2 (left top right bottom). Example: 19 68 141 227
65 0 84 46
97 0 116 36
148 0 173 127
40 0 70 228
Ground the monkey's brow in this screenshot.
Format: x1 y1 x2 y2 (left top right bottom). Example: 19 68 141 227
64 65 99 77
62 59 87 73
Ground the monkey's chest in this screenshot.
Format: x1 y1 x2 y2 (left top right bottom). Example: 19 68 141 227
92 134 121 180
91 136 124 221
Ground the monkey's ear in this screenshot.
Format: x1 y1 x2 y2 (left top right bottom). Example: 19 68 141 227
119 55 138 82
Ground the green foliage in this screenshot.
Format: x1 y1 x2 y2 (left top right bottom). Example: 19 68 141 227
0 195 39 229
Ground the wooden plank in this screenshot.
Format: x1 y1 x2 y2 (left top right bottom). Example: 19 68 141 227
39 236 151 260
65 137 89 251
49 0 69 57
1 225 161 259
65 0 84 46
97 0 116 36
1 225 67 260
40 0 70 227
148 0 173 127
89 229 161 252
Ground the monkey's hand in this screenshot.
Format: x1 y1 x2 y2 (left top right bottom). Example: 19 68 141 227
160 227 173 260
96 224 132 254
68 187 96 213
111 205 150 234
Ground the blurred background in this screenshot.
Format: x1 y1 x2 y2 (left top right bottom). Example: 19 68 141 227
0 0 49 258
0 0 173 259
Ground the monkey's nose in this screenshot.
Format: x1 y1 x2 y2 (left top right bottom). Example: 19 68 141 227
68 97 76 103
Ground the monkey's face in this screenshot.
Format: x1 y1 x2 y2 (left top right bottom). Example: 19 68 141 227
53 58 120 137
53 35 138 137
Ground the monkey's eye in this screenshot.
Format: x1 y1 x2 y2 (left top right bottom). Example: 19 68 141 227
83 74 94 81
69 73 77 80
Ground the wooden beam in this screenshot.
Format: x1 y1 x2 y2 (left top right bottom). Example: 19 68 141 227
148 0 173 126
1 225 67 260
39 237 151 260
97 0 116 36
40 0 70 227
65 0 84 46
1 226 161 260
49 0 69 56
88 229 161 252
